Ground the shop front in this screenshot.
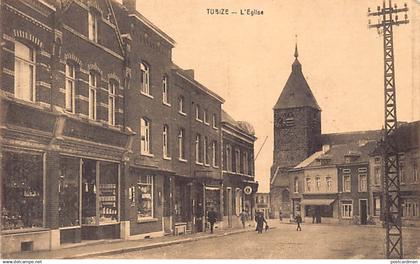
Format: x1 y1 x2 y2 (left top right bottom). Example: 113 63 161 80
301 198 336 223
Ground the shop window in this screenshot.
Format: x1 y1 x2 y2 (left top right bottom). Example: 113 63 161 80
341 200 353 219
358 174 367 192
82 159 97 225
99 162 118 223
138 175 153 220
59 156 80 228
140 62 150 95
2 152 43 230
108 80 117 126
65 63 76 113
14 41 35 102
343 174 351 192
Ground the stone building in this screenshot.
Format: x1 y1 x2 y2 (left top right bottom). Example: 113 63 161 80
221 110 258 228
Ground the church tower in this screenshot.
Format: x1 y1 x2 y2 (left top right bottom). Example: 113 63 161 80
271 44 321 176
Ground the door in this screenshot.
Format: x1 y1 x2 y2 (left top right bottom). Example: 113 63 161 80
227 188 232 228
360 200 368 225
195 188 204 232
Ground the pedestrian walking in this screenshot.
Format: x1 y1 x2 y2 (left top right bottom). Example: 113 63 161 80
295 214 302 231
255 211 267 234
239 210 248 228
279 210 283 221
207 207 217 234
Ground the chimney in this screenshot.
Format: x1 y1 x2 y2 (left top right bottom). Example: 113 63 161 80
122 0 136 11
184 69 195 79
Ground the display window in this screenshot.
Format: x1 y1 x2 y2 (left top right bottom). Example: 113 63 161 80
99 162 119 223
2 151 44 230
205 188 220 219
82 159 97 225
137 175 154 220
59 156 80 228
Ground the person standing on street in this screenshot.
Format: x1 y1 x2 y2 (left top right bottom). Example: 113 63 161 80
295 214 302 231
255 211 267 234
207 207 217 234
239 209 248 228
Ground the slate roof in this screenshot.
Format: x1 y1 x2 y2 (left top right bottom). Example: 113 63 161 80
273 54 321 111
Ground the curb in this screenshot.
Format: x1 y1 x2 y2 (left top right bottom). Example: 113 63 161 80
70 227 264 259
70 227 277 259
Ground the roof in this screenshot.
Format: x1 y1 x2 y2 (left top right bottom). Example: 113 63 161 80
294 150 324 169
221 109 256 137
273 54 320 110
321 129 382 145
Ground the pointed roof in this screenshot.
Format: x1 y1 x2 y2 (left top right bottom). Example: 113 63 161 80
273 45 321 111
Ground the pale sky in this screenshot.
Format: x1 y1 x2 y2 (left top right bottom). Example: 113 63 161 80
135 0 419 192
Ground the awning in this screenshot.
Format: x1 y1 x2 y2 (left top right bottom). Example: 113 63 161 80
301 199 335 206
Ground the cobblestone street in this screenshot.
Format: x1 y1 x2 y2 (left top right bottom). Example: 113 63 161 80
99 223 420 259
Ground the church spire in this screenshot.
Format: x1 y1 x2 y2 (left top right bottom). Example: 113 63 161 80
294 35 299 58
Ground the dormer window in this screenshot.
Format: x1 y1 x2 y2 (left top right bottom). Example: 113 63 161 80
88 10 98 43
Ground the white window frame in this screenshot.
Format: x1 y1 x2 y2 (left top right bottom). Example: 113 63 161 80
88 71 98 120
226 145 232 172
178 96 185 115
88 11 98 43
212 141 217 167
14 41 35 102
65 63 76 112
358 173 367 192
343 174 351 192
212 113 217 129
195 104 201 121
402 200 419 218
162 75 169 105
315 176 321 191
305 178 311 192
178 128 186 160
163 125 169 158
140 62 150 95
195 134 202 164
203 136 209 165
341 200 353 219
140 118 151 155
108 80 117 125
203 109 209 124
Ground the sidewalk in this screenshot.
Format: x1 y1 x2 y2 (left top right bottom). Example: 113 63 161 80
3 222 278 259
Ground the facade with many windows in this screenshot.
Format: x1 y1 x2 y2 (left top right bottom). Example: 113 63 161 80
221 110 258 229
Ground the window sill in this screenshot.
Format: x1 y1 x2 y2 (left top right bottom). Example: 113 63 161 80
195 162 204 166
178 111 187 116
137 218 158 223
163 156 172 161
213 126 218 130
163 101 171 107
141 92 154 99
212 165 219 169
204 122 209 126
1 227 50 235
178 158 188 163
195 118 203 123
141 153 154 157
204 163 210 167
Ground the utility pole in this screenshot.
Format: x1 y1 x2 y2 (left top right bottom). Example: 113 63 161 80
367 0 409 259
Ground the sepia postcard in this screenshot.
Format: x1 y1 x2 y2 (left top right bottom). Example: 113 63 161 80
0 0 419 262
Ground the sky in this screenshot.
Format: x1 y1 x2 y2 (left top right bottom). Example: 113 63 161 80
135 0 419 192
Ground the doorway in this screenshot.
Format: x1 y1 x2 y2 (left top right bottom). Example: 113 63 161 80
360 199 368 225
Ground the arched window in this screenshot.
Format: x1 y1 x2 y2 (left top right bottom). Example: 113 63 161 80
88 71 99 120
65 63 76 112
108 79 118 125
163 125 169 158
14 41 35 102
140 118 151 154
140 62 150 95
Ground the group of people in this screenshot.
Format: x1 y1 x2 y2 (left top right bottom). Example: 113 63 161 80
206 208 304 234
